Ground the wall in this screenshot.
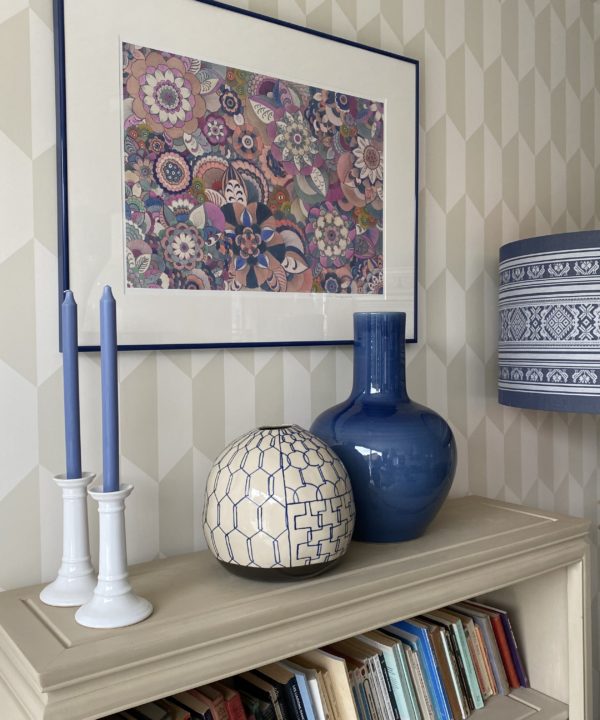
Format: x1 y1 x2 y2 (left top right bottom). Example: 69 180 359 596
0 0 599 703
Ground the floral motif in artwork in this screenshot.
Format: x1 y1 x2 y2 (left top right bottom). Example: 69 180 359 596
122 43 384 293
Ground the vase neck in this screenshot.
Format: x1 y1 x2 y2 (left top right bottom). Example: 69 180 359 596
351 313 409 401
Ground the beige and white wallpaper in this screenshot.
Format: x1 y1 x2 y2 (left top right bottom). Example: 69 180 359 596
0 0 599 705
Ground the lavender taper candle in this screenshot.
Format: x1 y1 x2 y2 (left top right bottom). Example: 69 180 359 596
100 286 119 492
62 290 82 479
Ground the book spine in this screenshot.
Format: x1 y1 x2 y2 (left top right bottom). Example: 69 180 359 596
246 674 286 720
428 629 459 720
366 658 384 720
378 653 401 720
392 644 419 720
294 674 317 720
170 696 213 720
443 627 470 712
196 693 228 720
500 613 529 688
395 624 450 720
226 697 248 720
464 625 492 699
348 670 365 720
362 674 379 720
381 646 410 720
405 647 434 720
479 619 509 695
314 673 333 720
356 680 373 720
321 670 341 720
474 625 497 696
271 692 286 720
452 624 483 710
286 678 308 720
489 615 519 689
439 628 468 720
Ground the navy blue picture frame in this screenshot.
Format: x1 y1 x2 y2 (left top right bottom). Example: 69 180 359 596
54 0 419 351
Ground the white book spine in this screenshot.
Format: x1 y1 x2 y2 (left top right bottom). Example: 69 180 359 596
405 647 434 720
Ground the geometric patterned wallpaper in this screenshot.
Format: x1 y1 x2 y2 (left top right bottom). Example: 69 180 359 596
0 0 598 704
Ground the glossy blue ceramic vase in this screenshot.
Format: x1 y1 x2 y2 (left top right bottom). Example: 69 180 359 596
310 312 456 542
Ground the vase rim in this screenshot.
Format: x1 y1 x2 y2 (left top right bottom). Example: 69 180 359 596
353 311 406 317
258 424 295 431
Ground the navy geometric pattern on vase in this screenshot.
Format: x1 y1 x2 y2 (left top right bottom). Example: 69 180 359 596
498 231 600 412
202 425 355 572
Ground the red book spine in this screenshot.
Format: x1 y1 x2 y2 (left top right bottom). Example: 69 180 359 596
489 615 519 688
225 695 248 720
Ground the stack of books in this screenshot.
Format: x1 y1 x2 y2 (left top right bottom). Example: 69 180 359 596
104 598 528 720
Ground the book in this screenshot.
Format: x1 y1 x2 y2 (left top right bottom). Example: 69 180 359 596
287 656 331 720
340 653 371 720
461 601 519 689
464 600 528 687
131 704 171 720
361 630 416 720
156 699 192 719
235 688 274 720
327 637 396 720
417 618 466 720
387 636 422 720
354 636 400 720
381 625 432 720
280 660 318 720
233 673 278 720
499 610 529 687
442 608 495 700
212 682 248 720
390 620 452 720
424 609 484 710
292 649 359 720
193 686 229 720
403 644 434 720
437 625 469 720
450 603 509 695
256 662 308 720
323 642 375 720
170 692 215 720
473 624 497 695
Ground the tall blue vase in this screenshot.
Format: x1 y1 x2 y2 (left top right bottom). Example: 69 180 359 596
310 312 456 542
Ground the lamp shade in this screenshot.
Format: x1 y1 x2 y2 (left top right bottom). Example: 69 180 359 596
498 230 600 413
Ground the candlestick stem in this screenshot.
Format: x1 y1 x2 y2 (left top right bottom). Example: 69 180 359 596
75 484 152 629
39 473 95 607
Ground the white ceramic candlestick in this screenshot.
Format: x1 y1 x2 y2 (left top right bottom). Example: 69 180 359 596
40 472 96 607
75 484 152 629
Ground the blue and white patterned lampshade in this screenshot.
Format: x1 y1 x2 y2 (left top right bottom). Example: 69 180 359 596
498 231 600 413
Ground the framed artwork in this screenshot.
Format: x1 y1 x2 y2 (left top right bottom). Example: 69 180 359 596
55 0 419 350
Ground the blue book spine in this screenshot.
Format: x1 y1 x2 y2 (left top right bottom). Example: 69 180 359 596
394 621 452 720
294 672 316 720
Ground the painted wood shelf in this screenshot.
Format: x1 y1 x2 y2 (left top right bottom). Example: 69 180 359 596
0 496 592 719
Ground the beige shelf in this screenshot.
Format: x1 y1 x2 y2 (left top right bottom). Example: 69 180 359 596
0 496 591 719
470 689 567 720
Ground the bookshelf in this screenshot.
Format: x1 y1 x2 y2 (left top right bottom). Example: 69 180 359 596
0 496 591 720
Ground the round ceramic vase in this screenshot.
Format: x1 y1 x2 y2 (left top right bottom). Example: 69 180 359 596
310 312 457 542
203 425 355 579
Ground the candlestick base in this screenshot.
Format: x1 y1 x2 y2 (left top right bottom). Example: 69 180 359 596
75 484 152 629
40 473 96 607
74 588 153 629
